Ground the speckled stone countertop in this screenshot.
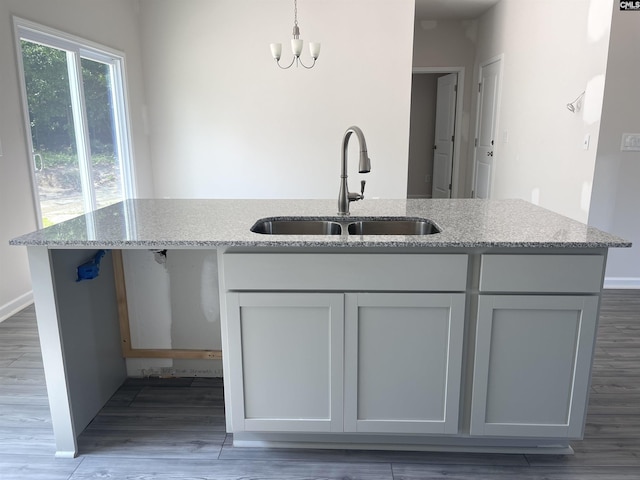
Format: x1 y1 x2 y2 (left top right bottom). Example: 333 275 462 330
9 198 631 249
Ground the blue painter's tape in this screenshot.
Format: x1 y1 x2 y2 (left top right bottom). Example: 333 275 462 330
76 250 108 282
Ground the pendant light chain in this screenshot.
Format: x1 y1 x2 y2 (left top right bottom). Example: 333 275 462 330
294 0 298 28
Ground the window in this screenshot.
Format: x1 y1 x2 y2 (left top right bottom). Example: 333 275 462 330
14 18 136 226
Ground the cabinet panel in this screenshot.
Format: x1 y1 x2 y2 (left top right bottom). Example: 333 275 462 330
223 253 468 292
344 293 465 434
471 295 599 438
479 255 604 293
227 293 344 432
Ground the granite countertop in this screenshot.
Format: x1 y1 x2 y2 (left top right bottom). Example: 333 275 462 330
9 198 631 249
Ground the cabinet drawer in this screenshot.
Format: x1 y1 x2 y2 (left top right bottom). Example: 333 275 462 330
223 253 468 291
479 255 604 293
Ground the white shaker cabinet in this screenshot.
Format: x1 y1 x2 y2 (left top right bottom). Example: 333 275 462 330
221 250 610 450
222 253 469 437
470 254 604 439
344 293 465 434
226 292 345 433
226 291 466 436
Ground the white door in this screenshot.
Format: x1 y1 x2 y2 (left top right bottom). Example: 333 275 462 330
473 59 501 199
432 73 458 199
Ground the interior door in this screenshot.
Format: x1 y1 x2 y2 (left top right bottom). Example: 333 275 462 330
431 73 458 199
473 59 501 199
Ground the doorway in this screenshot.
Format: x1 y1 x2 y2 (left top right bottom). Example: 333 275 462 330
407 67 464 199
15 18 135 227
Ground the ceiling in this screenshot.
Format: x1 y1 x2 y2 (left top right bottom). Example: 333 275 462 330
415 0 500 20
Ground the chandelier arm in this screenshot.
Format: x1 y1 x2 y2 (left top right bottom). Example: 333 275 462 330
276 57 297 69
297 57 316 69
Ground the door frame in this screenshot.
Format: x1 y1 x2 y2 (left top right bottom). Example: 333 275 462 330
12 16 137 228
471 54 504 199
411 66 465 198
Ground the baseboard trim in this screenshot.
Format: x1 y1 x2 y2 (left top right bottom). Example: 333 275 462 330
604 277 640 289
0 291 34 323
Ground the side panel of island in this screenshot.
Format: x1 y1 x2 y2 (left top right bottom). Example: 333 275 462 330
27 247 127 457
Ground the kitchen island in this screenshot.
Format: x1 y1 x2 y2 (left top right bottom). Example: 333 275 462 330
10 198 630 457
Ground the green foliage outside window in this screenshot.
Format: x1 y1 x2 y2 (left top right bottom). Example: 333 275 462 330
21 40 116 167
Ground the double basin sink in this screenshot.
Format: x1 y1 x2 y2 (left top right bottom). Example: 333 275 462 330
251 217 441 236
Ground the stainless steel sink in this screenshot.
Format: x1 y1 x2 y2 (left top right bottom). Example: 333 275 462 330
250 216 441 236
250 218 343 235
347 218 441 235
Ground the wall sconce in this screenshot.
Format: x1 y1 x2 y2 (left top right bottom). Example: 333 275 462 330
567 91 585 113
270 0 320 69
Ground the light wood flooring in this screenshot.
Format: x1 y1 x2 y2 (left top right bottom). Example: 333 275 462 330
0 289 639 479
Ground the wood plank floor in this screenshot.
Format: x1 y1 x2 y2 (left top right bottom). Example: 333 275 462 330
1 289 638 479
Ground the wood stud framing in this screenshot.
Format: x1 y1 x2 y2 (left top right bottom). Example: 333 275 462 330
111 249 222 361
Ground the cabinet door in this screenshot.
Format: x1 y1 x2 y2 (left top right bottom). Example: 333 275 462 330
471 295 599 438
344 293 465 434
226 292 344 433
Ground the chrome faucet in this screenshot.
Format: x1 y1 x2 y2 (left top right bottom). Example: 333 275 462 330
338 126 371 215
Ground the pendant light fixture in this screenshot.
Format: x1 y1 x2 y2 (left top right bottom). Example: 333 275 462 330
270 0 320 69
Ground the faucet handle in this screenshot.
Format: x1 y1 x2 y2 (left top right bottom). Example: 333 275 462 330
361 180 366 197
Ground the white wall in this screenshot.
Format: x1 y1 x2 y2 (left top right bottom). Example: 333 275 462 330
590 7 640 287
138 0 415 200
472 0 613 223
0 1 35 320
123 249 222 377
412 19 477 195
0 0 153 320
